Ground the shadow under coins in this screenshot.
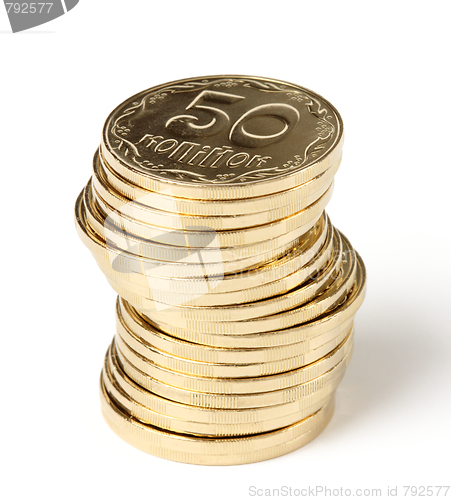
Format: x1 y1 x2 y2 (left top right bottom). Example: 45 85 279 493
324 300 448 436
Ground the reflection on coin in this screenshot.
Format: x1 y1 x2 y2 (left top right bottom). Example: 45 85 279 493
93 150 337 230
101 76 343 200
93 213 331 292
118 296 353 364
76 190 326 276
103 345 338 436
114 326 354 395
100 381 336 465
108 229 341 317
97 148 342 217
101 225 334 307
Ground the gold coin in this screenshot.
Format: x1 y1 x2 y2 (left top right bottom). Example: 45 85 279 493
114 335 350 408
90 176 334 248
73 75 367 465
146 238 358 334
136 234 357 328
115 315 352 379
100 223 335 307
93 148 336 230
100 382 336 465
103 347 337 436
76 190 320 278
123 253 365 348
113 329 353 399
100 227 333 306
85 175 330 258
98 147 341 216
118 297 353 364
101 75 343 201
92 214 330 296
75 190 326 277
107 344 340 428
106 228 342 319
84 183 329 267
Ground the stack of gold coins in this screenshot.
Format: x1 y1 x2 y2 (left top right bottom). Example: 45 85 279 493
75 75 366 465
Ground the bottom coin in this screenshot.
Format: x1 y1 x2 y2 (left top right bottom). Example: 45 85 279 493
100 383 335 466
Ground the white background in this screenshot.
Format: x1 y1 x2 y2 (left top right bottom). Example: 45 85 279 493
1 1 450 499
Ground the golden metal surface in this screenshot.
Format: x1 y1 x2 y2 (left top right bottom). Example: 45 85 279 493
115 322 352 380
113 339 350 410
100 223 333 306
102 346 338 436
100 382 336 465
89 178 334 248
107 229 342 318
104 342 338 428
97 148 342 217
101 76 343 200
93 149 336 230
75 189 325 276
144 235 357 331
75 75 366 464
93 213 330 294
118 297 354 364
134 258 365 348
114 328 354 395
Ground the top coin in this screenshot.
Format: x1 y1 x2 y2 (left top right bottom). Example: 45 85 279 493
101 76 343 200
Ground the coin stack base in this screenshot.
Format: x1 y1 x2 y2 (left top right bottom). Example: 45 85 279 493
75 75 366 465
100 385 336 466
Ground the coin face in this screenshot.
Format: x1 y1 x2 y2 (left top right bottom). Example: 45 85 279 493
102 76 343 190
